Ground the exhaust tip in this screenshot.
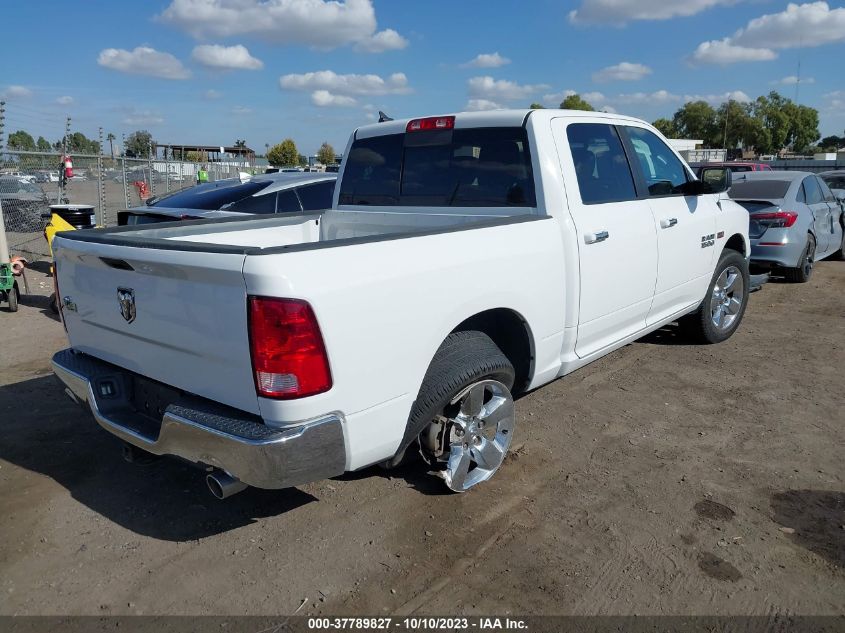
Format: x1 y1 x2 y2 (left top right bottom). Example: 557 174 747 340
206 471 248 500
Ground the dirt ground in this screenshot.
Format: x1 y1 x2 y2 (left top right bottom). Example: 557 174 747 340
0 260 843 617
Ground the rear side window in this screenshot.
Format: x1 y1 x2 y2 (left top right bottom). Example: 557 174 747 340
566 123 637 205
624 127 689 196
276 189 302 214
225 191 278 214
817 177 835 203
803 176 823 204
339 127 536 207
297 181 335 210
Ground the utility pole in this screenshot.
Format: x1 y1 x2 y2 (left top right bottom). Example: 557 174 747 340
121 133 130 208
722 101 730 158
97 127 105 226
0 101 6 152
60 116 71 204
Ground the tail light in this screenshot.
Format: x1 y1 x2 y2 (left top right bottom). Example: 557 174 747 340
406 116 455 132
750 210 798 229
248 297 332 399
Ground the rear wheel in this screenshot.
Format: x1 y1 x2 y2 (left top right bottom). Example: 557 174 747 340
682 249 749 344
784 234 815 283
6 283 19 312
831 224 845 260
404 331 516 493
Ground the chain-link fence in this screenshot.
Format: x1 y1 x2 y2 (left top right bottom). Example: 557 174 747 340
1 150 254 262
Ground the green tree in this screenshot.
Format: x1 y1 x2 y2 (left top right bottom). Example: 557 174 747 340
106 132 116 156
787 103 820 153
529 103 545 109
671 101 719 146
36 136 52 152
751 92 791 154
652 118 678 138
125 130 153 158
234 139 247 149
7 130 36 151
186 150 208 162
68 131 100 154
267 139 299 166
560 94 594 111
316 141 335 165
820 135 843 150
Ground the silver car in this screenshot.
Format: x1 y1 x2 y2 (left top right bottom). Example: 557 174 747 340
729 171 844 282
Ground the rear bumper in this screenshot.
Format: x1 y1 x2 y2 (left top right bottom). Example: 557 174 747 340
749 238 804 268
52 349 347 489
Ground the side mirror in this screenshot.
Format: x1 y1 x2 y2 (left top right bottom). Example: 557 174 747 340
698 167 732 194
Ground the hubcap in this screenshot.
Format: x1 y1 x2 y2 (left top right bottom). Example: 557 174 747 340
437 379 514 492
709 265 744 331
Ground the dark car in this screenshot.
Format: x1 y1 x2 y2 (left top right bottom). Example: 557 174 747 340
118 172 337 225
0 177 50 232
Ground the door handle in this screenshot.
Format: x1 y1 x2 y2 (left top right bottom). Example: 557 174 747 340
584 230 609 244
660 218 678 229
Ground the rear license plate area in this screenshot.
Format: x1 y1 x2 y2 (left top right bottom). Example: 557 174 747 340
130 374 182 423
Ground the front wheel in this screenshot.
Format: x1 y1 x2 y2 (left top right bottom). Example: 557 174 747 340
682 250 749 344
405 331 516 493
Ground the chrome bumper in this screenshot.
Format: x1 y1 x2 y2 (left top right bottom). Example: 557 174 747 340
52 349 347 489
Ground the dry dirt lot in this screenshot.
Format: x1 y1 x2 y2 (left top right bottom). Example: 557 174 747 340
0 261 843 616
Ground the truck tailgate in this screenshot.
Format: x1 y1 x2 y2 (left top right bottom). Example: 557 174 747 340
54 237 259 415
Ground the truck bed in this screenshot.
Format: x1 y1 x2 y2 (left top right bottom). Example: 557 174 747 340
56 208 538 255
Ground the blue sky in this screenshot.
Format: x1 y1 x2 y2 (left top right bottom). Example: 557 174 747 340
3 0 844 156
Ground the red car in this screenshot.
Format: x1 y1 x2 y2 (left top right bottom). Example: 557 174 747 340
694 161 773 177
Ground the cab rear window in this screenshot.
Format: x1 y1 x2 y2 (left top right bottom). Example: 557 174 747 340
338 127 536 207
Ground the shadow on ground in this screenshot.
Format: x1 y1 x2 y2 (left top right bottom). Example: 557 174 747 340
0 374 317 541
770 489 845 568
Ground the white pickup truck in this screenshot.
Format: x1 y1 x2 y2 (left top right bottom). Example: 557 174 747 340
52 109 750 498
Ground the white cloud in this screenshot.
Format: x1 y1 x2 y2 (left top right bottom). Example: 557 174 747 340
467 76 550 102
280 70 411 96
772 75 815 86
56 95 75 105
311 90 358 107
1 85 33 99
353 29 408 53
683 90 752 104
232 105 253 115
690 39 777 64
569 0 741 25
732 2 845 49
466 99 506 111
203 89 223 100
542 90 577 106
691 2 845 65
97 46 191 79
581 91 607 103
822 91 845 113
122 109 165 125
462 52 511 68
592 62 652 82
191 44 263 70
616 89 681 104
599 105 618 114
158 0 407 53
